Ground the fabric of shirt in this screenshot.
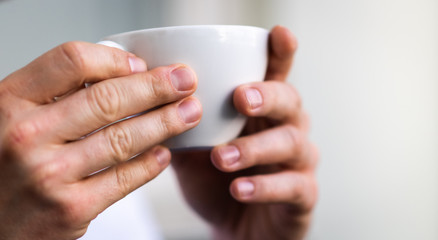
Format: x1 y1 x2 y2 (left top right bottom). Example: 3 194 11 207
79 186 162 240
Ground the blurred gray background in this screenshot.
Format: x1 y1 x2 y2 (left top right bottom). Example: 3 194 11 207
1 0 437 239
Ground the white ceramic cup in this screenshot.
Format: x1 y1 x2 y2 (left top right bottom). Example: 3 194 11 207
99 25 269 149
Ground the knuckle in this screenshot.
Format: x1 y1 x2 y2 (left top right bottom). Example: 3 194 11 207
5 119 40 149
153 110 182 138
57 198 85 228
104 125 133 164
87 82 122 122
144 69 172 102
31 175 56 200
287 85 302 110
0 123 53 184
233 140 253 167
108 48 128 76
30 160 66 196
0 85 11 111
114 167 133 197
58 41 87 79
299 110 311 132
288 174 312 212
308 179 319 211
309 143 320 169
291 174 305 200
293 176 318 213
138 157 158 180
284 125 305 158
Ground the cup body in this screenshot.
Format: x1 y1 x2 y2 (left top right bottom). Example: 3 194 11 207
102 25 269 149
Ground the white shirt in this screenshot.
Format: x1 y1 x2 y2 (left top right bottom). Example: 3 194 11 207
79 186 162 240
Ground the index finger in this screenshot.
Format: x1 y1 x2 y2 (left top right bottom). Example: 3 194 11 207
265 25 298 81
1 41 146 104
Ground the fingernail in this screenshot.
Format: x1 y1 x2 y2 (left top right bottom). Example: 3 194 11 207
178 98 202 123
237 181 255 198
129 57 147 73
171 67 196 91
244 88 263 109
218 145 240 167
155 147 170 166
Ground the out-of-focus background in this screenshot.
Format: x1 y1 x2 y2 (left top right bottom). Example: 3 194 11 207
1 0 437 239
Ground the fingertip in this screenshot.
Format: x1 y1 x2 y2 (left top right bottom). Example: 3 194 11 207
210 144 241 172
97 42 148 74
230 178 255 201
129 56 147 73
233 86 248 115
244 87 263 110
270 25 298 59
174 64 198 83
233 84 264 116
154 145 171 167
177 96 203 124
170 64 198 92
210 147 223 170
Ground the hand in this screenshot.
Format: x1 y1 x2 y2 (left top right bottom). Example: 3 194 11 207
0 42 201 239
172 26 318 240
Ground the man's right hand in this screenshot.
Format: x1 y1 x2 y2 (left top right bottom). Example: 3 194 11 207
0 42 201 240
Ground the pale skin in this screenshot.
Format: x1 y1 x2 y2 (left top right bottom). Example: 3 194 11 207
0 26 317 240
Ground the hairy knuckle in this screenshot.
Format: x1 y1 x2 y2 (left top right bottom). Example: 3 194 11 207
87 83 122 122
105 126 133 163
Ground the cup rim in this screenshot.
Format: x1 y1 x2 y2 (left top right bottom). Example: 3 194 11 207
104 25 269 39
